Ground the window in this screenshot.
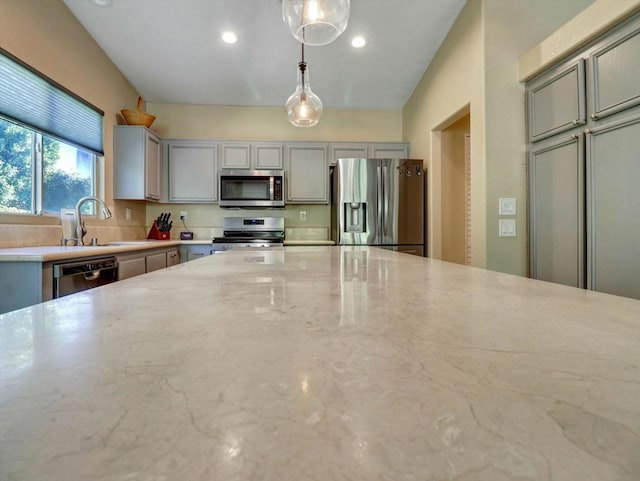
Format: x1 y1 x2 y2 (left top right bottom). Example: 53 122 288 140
0 117 96 214
0 48 103 215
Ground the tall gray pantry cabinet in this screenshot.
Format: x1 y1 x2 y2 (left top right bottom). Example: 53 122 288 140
527 13 640 300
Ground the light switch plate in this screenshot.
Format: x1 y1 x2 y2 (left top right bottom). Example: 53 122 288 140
499 197 516 216
499 219 516 237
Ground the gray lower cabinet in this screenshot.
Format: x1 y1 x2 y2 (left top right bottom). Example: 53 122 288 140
529 133 585 288
179 244 212 262
0 262 50 314
167 249 180 266
586 114 640 299
117 256 146 281
146 252 167 272
116 247 180 280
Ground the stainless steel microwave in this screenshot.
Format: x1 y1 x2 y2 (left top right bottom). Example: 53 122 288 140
219 169 285 208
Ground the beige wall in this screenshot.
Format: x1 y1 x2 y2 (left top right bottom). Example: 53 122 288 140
145 102 403 239
441 115 470 265
0 0 143 247
148 103 403 142
403 0 595 275
403 0 485 265
519 0 640 81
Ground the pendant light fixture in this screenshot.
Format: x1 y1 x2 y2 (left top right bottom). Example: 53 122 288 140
282 0 350 46
285 43 323 127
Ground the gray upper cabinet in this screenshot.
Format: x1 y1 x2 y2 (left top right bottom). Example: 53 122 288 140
221 142 251 169
166 140 218 203
114 126 162 201
589 17 640 121
329 143 368 166
527 59 586 142
529 133 585 288
586 113 640 300
285 142 329 203
367 143 409 159
329 142 409 166
252 142 284 169
221 142 284 169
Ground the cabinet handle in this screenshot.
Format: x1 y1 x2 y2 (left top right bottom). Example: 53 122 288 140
572 119 580 125
590 113 598 120
571 133 579 140
584 128 592 134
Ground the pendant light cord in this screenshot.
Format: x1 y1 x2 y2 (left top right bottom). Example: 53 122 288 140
299 43 307 91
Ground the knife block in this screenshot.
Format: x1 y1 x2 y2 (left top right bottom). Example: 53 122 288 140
147 222 170 240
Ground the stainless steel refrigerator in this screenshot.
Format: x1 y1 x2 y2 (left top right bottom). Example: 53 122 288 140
331 158 425 256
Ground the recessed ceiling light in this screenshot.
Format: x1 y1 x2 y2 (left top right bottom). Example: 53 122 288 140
92 0 113 6
222 31 238 44
351 36 366 48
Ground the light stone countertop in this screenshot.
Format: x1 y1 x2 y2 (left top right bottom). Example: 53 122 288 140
1 246 640 481
0 240 183 262
283 239 336 245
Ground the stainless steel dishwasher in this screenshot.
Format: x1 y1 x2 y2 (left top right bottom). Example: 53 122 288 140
53 256 118 298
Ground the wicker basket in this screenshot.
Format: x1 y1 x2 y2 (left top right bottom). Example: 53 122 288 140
121 97 156 128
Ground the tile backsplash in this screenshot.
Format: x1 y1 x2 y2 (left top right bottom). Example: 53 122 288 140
0 224 147 248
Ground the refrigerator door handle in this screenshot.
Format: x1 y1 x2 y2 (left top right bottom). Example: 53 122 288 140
377 164 384 244
382 163 389 238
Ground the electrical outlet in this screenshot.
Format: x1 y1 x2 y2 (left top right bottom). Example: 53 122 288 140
300 210 307 221
125 208 132 221
180 210 187 220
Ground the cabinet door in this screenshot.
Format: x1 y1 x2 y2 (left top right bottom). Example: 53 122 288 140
367 143 409 159
168 142 218 202
166 249 180 267
589 18 640 120
114 126 161 201
187 245 213 262
529 133 585 288
330 143 368 166
252 142 284 169
285 143 329 203
118 257 146 280
221 143 251 169
146 252 167 272
527 59 586 142
145 133 161 200
587 114 640 300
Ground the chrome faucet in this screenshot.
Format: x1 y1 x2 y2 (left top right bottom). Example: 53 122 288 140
75 196 113 246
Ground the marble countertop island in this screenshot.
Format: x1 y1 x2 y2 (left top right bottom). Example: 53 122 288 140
1 247 639 481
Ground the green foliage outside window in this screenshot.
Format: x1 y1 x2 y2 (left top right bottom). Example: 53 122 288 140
0 117 94 214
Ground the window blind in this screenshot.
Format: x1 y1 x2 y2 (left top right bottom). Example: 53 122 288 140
0 48 104 155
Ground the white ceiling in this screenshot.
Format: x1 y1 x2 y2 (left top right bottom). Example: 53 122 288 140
63 0 466 109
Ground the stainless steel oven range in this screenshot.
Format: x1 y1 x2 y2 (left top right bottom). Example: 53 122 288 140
212 217 285 252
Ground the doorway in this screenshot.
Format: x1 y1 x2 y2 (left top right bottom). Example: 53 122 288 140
440 113 471 265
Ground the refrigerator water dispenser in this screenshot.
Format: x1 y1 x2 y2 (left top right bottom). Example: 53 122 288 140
345 202 366 233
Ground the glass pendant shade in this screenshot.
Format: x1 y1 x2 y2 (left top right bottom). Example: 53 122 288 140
282 0 350 46
285 61 323 128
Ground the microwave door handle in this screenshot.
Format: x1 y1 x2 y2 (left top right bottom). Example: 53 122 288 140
270 176 274 200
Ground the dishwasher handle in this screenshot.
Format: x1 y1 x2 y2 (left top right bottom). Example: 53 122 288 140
84 270 102 281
